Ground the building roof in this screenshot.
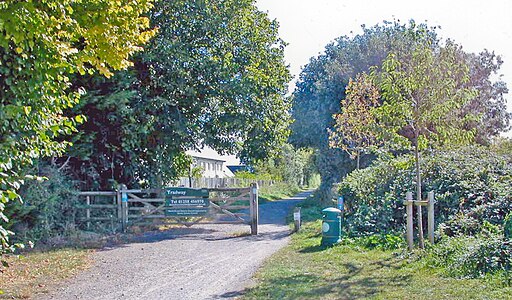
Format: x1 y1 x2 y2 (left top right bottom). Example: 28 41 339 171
191 156 225 163
185 146 240 165
226 165 249 174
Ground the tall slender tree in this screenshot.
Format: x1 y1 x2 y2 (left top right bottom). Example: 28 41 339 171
329 73 380 169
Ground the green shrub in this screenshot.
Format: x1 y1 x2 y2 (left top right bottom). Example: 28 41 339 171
6 163 80 245
363 233 404 250
307 173 321 189
339 155 415 235
234 170 273 181
339 146 512 236
422 231 512 281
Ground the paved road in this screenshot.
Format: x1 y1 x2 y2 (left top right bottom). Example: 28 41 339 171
43 191 311 300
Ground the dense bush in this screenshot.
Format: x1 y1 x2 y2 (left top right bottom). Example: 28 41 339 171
236 144 320 189
339 155 415 235
422 224 511 282
251 144 318 188
234 170 273 181
424 147 512 236
339 146 512 236
6 164 79 245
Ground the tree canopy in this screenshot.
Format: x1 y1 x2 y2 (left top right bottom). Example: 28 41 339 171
372 42 478 150
65 0 291 188
1 0 155 254
291 20 510 201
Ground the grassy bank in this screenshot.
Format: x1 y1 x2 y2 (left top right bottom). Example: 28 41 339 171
243 201 512 299
0 249 91 299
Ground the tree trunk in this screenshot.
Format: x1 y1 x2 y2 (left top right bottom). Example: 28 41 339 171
414 141 425 249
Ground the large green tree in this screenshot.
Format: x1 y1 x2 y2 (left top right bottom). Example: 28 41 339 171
291 21 438 201
0 0 155 254
65 0 291 189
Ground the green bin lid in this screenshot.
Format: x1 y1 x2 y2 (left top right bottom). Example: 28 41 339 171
322 207 341 213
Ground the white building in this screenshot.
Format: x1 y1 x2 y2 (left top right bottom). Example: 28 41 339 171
186 147 238 178
191 156 227 178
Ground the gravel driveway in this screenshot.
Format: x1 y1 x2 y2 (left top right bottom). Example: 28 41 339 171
43 191 311 300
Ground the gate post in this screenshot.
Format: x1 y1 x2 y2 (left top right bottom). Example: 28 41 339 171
119 184 128 232
250 183 259 235
116 186 122 230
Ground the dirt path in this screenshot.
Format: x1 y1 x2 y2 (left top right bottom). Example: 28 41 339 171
42 191 312 300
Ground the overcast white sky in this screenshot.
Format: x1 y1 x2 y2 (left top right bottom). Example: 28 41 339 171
256 0 512 125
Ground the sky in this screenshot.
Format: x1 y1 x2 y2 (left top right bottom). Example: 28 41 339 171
256 0 512 134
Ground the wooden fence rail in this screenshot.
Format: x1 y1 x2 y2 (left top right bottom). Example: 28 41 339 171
76 184 259 234
177 177 274 188
76 191 118 232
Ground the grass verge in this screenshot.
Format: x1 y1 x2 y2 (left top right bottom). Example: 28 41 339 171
243 198 512 299
0 249 91 299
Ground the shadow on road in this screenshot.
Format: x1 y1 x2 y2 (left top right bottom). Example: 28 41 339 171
96 191 313 250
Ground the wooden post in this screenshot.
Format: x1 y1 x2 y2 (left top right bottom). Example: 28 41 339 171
405 191 414 251
250 183 259 235
427 191 435 244
116 186 122 229
110 214 115 234
293 207 301 232
86 195 91 230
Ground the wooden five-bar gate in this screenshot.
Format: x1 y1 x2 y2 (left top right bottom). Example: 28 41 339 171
76 184 259 235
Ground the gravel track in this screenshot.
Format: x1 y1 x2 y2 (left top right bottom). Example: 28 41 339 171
43 191 311 300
